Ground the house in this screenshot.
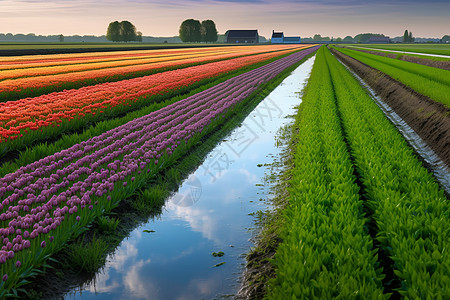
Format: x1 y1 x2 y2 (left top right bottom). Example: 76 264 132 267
368 36 390 44
225 30 259 43
271 31 284 43
271 30 301 44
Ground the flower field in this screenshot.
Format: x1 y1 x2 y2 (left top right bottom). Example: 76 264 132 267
0 45 319 297
0 44 311 101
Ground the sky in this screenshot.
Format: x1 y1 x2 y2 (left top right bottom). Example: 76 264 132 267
0 0 449 38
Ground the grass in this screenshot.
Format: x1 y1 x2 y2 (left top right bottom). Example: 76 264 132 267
66 235 109 274
353 43 450 56
344 45 450 61
97 216 120 232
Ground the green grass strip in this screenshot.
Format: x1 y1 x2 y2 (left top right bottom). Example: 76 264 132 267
333 46 450 107
355 44 450 56
266 46 386 299
324 47 449 298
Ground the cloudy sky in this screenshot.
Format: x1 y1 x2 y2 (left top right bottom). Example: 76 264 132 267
0 0 448 38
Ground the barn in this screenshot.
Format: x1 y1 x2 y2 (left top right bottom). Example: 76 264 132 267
271 30 301 44
225 30 259 43
271 31 284 43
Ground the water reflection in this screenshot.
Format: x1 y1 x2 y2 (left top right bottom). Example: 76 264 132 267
66 55 316 300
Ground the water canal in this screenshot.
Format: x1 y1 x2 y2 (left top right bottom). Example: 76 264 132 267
65 55 316 300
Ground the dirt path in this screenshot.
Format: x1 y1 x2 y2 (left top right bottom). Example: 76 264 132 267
331 48 450 168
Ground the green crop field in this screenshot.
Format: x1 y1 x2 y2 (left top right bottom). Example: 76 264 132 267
355 44 450 56
334 46 450 106
267 46 449 299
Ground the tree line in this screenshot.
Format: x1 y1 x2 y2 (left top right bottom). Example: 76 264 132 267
106 21 142 42
403 29 415 43
179 19 218 43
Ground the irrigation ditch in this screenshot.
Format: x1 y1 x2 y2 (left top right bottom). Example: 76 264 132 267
18 53 317 299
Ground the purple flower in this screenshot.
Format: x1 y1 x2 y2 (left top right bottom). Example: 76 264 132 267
76 216 81 221
15 260 21 268
123 182 127 187
40 241 46 248
2 274 7 281
49 236 54 242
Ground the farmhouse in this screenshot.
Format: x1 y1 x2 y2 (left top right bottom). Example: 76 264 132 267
225 30 259 43
271 30 301 44
368 36 390 43
271 31 284 43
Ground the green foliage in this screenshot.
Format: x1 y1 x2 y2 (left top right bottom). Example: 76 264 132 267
403 29 415 43
67 236 108 274
201 20 218 43
179 19 202 43
97 216 120 232
106 20 140 42
267 46 386 299
334 46 450 106
323 46 449 298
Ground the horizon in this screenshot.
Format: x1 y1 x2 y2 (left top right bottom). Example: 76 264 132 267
0 0 449 39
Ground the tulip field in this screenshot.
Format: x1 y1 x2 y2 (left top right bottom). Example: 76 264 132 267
0 44 319 296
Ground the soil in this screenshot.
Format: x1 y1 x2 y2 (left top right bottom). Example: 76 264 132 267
351 48 450 70
331 48 450 168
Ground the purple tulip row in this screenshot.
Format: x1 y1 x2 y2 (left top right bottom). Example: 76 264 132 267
0 46 319 275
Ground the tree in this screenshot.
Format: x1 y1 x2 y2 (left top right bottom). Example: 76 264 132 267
343 36 353 42
442 35 450 43
120 21 138 42
179 19 202 42
335 37 342 42
313 34 322 41
59 34 64 43
403 29 409 43
408 31 414 43
107 21 121 42
201 20 218 43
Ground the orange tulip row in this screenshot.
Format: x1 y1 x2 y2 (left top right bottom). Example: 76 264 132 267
0 46 307 142
0 45 310 94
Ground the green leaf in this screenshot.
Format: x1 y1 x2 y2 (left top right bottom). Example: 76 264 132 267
143 230 155 233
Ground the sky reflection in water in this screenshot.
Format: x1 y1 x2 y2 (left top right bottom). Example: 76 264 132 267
66 55 315 300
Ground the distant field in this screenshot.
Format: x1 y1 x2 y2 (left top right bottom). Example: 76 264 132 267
0 42 215 50
354 44 450 56
344 45 450 61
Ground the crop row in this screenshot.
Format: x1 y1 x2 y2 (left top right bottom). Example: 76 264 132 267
0 46 319 297
0 46 248 70
333 46 450 107
267 46 449 298
354 44 450 56
266 46 385 299
324 47 449 297
0 45 311 101
0 47 302 151
0 45 305 80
